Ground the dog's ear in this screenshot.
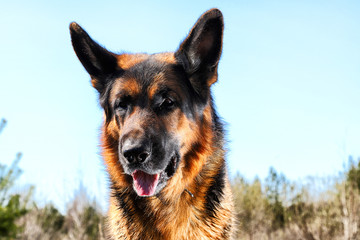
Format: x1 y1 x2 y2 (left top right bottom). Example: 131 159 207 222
69 22 119 94
175 9 223 97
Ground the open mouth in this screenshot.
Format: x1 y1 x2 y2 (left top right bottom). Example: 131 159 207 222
131 154 179 196
132 170 160 196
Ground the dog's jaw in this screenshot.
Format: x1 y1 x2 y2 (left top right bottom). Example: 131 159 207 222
132 170 160 196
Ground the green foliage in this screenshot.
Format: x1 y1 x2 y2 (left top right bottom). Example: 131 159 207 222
347 156 360 191
0 153 23 204
0 119 26 239
264 167 287 232
0 194 27 239
287 194 316 240
0 118 106 240
0 147 28 238
82 205 103 239
0 119 31 239
39 205 66 235
232 175 268 239
232 158 360 240
316 200 343 239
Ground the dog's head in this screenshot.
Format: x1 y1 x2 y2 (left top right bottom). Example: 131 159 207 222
70 9 223 197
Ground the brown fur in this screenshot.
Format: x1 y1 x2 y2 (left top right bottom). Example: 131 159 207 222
70 8 235 240
103 53 235 240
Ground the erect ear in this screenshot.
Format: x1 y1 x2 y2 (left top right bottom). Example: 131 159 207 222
69 22 120 94
175 9 224 93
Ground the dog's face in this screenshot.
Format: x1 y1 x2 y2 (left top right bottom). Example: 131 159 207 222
70 9 223 197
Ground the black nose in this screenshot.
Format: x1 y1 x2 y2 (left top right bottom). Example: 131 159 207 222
122 141 150 164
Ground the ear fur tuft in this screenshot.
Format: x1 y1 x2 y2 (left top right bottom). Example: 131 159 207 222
175 9 224 82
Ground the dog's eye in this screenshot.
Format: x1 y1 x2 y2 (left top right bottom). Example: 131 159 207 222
115 97 131 111
117 101 128 109
160 98 175 110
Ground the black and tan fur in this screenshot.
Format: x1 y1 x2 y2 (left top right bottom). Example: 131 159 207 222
70 8 235 240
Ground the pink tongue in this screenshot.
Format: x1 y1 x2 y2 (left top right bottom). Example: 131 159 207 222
132 170 160 196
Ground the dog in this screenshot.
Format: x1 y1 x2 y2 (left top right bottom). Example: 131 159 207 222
70 8 235 240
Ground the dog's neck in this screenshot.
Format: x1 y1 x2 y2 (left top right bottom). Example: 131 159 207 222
107 144 234 240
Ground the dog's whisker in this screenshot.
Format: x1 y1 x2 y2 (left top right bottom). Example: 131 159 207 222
184 189 194 198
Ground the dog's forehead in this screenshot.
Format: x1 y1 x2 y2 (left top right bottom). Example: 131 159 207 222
111 52 182 99
116 52 176 70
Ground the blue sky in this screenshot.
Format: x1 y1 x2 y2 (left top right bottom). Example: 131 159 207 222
1 0 359 210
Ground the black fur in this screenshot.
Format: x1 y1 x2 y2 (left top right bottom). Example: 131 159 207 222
70 8 234 239
204 161 226 219
69 22 120 93
71 5 227 211
175 8 223 102
70 9 225 198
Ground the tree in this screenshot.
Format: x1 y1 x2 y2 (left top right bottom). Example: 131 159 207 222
232 174 269 240
0 118 30 239
264 167 287 234
336 156 360 239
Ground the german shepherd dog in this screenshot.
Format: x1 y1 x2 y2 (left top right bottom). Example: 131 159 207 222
70 8 235 240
